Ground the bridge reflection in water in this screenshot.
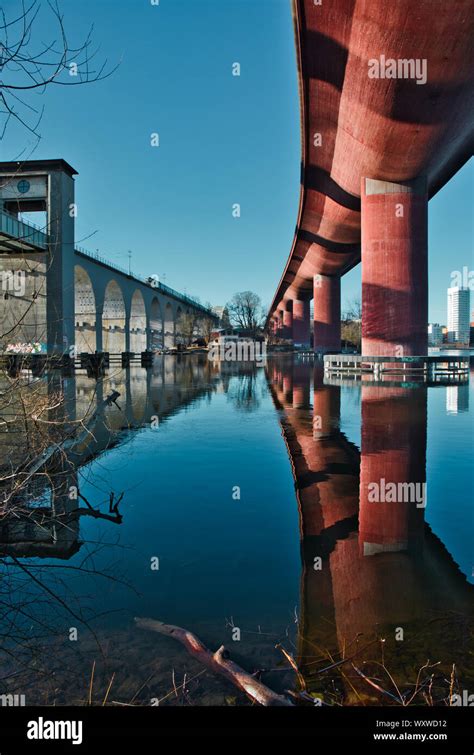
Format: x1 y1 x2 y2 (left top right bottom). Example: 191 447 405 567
0 355 219 560
267 358 473 703
0 355 472 704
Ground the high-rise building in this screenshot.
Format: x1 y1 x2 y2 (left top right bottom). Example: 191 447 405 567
447 287 470 344
428 323 443 346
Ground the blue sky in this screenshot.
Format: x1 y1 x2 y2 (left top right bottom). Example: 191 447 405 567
3 0 472 323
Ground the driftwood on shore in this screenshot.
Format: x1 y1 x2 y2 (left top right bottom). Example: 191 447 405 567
134 617 294 706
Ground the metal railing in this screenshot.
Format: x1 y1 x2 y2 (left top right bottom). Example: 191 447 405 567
0 210 49 250
74 246 215 316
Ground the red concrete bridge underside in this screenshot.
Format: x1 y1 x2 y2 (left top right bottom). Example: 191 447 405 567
269 0 473 354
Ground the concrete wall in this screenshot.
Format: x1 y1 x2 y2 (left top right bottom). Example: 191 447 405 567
0 251 48 349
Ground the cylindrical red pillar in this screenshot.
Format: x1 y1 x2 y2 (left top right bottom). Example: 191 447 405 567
313 274 341 353
277 309 284 337
293 299 311 347
282 308 293 340
361 177 428 356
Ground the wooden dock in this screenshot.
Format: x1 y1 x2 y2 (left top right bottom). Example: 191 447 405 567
323 354 470 383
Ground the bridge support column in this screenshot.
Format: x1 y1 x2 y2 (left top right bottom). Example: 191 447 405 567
361 177 428 356
292 298 311 348
47 169 76 355
95 312 103 353
146 327 152 351
124 314 131 353
313 274 341 354
277 309 284 337
282 305 292 340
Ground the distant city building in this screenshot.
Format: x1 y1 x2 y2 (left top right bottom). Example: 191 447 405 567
447 287 470 344
428 323 444 346
446 384 469 414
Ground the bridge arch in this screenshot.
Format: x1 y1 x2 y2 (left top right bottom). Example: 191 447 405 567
130 289 147 353
74 265 96 353
150 297 163 349
103 280 126 353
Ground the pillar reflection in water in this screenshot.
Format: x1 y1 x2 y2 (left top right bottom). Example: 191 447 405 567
267 358 473 704
331 386 428 702
267 360 359 694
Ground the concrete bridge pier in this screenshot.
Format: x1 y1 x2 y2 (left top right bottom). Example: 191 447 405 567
47 167 76 355
277 308 284 337
313 273 341 354
361 177 428 357
292 298 311 348
124 308 131 354
282 303 293 340
94 310 103 353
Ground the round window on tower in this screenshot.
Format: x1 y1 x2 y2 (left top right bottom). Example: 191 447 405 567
17 179 31 194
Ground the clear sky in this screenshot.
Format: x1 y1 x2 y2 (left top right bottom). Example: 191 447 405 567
3 0 472 324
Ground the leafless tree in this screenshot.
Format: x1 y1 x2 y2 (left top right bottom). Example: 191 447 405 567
0 0 121 514
0 0 119 142
343 296 362 322
176 311 199 346
199 303 216 344
0 2 131 706
226 291 265 337
220 306 231 329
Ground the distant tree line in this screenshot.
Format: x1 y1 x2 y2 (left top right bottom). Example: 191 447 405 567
341 296 362 350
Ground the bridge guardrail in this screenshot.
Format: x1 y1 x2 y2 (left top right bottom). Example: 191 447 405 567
74 247 215 316
0 210 49 250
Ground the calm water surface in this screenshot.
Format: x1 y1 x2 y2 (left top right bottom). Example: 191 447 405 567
1 355 472 705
